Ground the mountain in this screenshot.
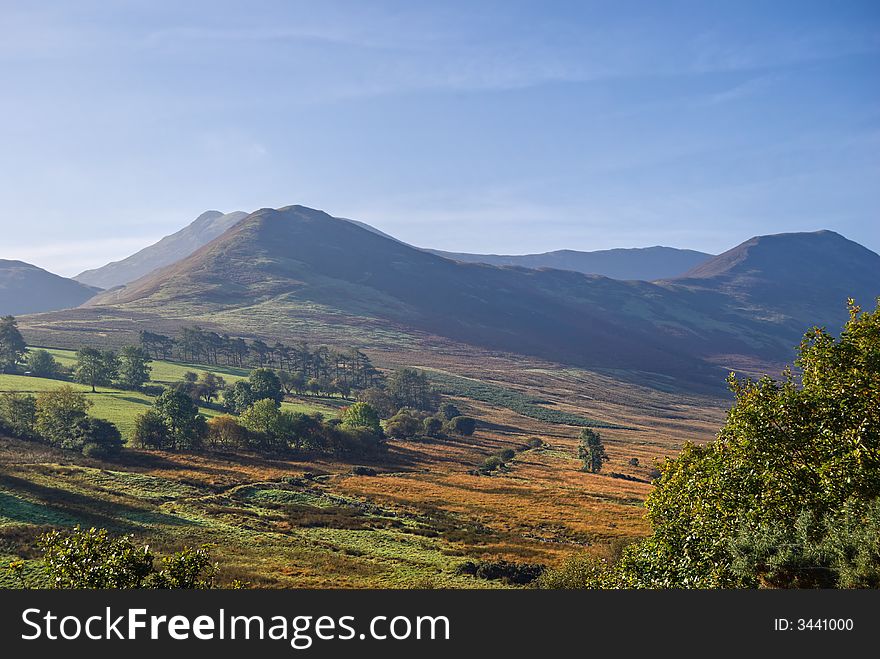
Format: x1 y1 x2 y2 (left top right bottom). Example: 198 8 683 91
82 206 880 388
426 246 713 280
0 260 101 315
669 229 880 336
74 210 249 289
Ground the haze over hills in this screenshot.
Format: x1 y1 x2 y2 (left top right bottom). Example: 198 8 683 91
81 205 880 389
74 210 249 289
0 260 100 316
426 246 713 281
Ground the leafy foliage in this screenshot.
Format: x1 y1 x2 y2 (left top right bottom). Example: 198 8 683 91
35 386 92 450
38 527 217 589
340 402 382 435
117 346 152 390
544 299 880 589
25 349 60 378
0 316 26 373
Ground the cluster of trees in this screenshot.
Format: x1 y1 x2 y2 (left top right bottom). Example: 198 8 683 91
141 327 381 394
0 386 122 458
542 299 880 589
0 317 153 394
73 346 152 392
384 402 476 440
357 368 440 417
132 375 386 460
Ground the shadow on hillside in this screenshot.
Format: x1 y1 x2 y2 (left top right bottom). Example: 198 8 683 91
0 472 197 532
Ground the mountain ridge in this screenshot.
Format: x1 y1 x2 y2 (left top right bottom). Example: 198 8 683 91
81 205 880 389
74 210 249 289
425 245 713 280
0 260 101 316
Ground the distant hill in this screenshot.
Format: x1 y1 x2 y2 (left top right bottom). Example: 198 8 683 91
82 206 880 388
0 260 100 315
427 246 713 280
74 210 249 289
669 229 880 336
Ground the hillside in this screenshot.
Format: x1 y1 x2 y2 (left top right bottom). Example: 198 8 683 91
670 230 880 335
74 210 248 289
427 246 713 280
76 206 879 390
0 260 100 315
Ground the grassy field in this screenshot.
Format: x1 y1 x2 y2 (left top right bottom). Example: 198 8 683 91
5 350 344 439
1 338 728 588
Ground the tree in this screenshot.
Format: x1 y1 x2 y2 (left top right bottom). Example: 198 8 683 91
77 417 123 459
117 345 152 390
0 392 37 438
0 315 26 373
132 410 170 450
278 369 305 395
446 415 477 436
75 347 119 392
385 408 424 440
205 415 251 450
340 402 382 436
25 349 60 378
197 372 226 404
223 380 255 414
249 368 283 404
153 389 207 450
578 428 607 473
35 386 92 449
239 399 295 450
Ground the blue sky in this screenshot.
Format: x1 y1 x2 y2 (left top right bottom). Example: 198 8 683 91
1 0 878 275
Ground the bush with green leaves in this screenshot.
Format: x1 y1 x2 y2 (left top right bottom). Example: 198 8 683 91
37 527 217 589
240 398 297 450
134 389 207 451
422 415 443 436
34 386 92 450
445 415 477 436
340 402 382 436
384 408 424 439
77 417 123 459
0 391 37 438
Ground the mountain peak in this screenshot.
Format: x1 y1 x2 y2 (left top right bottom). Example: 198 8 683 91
74 209 249 289
678 229 876 281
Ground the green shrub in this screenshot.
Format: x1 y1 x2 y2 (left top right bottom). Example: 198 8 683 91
446 415 477 436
